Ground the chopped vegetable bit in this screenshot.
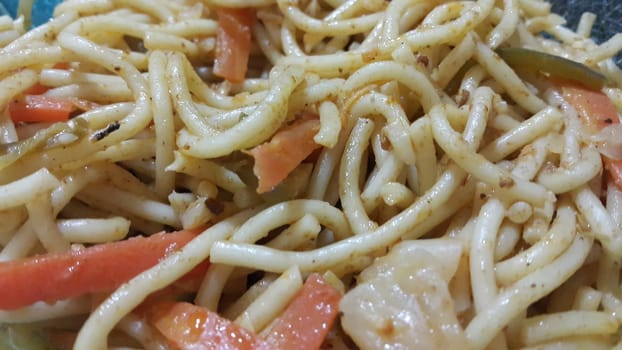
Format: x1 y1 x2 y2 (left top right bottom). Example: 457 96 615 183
147 273 341 350
0 324 49 350
9 95 76 123
497 47 607 90
213 8 255 83
560 82 622 191
24 83 50 95
263 273 342 350
340 241 465 349
562 83 619 130
247 114 321 193
0 119 88 170
149 301 267 350
0 229 207 310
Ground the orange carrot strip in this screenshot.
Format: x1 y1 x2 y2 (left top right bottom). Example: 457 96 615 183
263 273 342 350
247 114 321 193
561 82 622 191
213 8 255 83
148 301 267 350
8 95 75 123
0 229 206 310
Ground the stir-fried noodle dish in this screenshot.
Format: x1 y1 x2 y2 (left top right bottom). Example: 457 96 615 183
1 0 622 348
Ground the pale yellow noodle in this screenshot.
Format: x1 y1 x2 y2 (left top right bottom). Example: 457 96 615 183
465 234 592 350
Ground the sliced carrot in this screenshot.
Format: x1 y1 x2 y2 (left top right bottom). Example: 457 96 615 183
148 301 268 350
53 62 70 70
561 83 619 130
24 83 49 95
8 95 75 123
561 82 622 191
263 273 342 350
247 114 321 193
0 229 207 310
147 274 340 350
213 8 255 83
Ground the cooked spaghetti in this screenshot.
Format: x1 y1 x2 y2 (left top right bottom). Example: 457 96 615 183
0 0 622 349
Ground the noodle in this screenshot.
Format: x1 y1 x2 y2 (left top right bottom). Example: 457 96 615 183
0 0 620 349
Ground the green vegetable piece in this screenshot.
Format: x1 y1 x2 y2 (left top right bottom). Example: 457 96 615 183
0 324 50 350
0 118 88 170
496 47 607 90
